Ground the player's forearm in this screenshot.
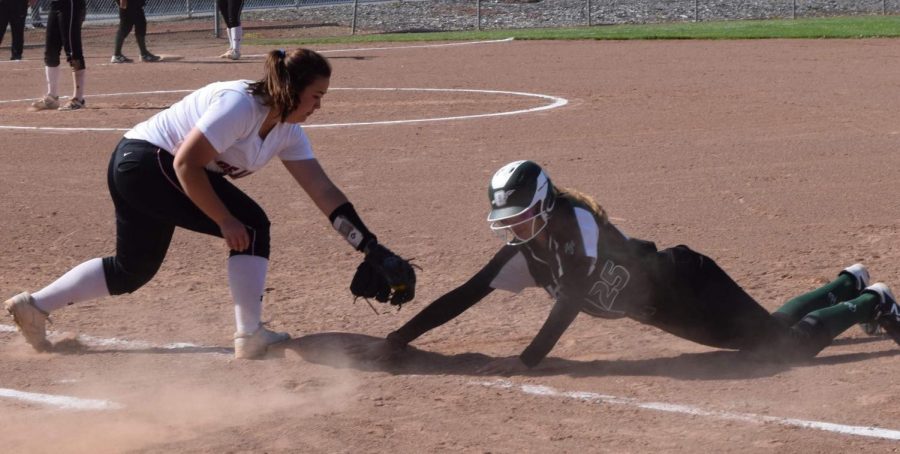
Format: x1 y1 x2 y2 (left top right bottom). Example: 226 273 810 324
173 129 232 223
282 159 348 219
519 296 582 368
311 183 348 219
174 164 231 223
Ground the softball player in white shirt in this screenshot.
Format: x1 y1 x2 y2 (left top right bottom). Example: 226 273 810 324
6 48 406 359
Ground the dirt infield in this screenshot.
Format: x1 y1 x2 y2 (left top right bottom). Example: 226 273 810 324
1 22 899 453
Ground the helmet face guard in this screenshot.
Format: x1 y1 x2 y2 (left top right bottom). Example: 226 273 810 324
489 203 551 245
486 160 555 245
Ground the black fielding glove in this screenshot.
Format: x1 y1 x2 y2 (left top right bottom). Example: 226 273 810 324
350 260 392 303
350 242 416 307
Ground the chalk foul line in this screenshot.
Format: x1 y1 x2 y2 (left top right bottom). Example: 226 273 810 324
471 379 900 442
1 323 229 411
0 388 123 411
0 323 227 353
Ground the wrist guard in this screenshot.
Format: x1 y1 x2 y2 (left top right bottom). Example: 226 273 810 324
329 202 376 252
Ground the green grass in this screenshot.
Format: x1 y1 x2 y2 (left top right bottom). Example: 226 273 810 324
250 15 900 45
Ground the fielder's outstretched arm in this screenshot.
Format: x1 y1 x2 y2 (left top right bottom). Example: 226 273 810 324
282 159 350 224
283 158 377 250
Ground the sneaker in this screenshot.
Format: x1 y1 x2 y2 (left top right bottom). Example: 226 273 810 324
58 98 85 111
233 324 290 359
863 283 900 345
140 53 161 62
840 263 870 292
219 49 240 60
29 94 59 111
110 54 133 64
4 292 51 352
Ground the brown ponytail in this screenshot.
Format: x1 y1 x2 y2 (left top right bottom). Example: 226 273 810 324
557 186 609 225
248 48 332 121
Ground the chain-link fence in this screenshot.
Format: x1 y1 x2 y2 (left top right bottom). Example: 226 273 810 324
46 0 900 35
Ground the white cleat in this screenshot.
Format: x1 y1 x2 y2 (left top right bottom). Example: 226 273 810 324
840 263 870 292
234 324 290 359
838 263 879 335
4 292 51 352
864 283 900 345
29 94 59 111
220 49 240 60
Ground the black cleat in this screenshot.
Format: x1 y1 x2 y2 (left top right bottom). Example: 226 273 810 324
140 53 161 63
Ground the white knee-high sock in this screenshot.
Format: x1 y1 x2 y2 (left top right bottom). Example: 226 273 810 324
228 255 268 335
227 27 234 50
232 26 242 53
45 66 59 97
72 69 85 100
32 258 110 313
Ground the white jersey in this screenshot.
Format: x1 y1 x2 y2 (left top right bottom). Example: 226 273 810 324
124 80 314 178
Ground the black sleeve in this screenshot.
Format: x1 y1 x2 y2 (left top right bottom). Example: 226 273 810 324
387 246 519 346
519 294 582 368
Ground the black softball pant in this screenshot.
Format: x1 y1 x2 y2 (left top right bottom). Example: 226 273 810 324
103 139 271 295
44 0 85 68
0 0 27 58
114 0 148 55
216 0 242 28
633 245 828 361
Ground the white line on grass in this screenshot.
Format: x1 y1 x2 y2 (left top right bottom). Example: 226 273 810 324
472 379 900 442
0 388 123 411
0 87 568 132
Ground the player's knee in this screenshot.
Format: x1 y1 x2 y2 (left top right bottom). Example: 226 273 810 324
769 311 794 329
784 315 833 360
69 58 85 71
102 256 161 295
243 221 271 259
44 57 60 67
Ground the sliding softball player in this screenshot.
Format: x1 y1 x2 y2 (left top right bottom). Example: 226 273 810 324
359 160 900 374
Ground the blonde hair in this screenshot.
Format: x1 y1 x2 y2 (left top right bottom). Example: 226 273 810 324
247 48 332 121
556 186 609 224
